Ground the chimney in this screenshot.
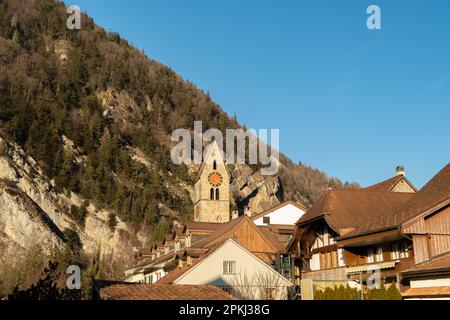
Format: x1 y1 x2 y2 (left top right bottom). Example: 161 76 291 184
396 165 405 176
231 210 239 220
244 207 251 217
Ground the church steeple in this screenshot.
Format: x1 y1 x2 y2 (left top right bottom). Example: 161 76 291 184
193 142 230 223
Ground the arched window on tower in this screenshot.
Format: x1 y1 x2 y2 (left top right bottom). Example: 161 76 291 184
210 188 214 200
213 160 217 170
216 188 220 200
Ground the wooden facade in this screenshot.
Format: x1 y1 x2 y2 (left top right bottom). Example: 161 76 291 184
403 203 450 264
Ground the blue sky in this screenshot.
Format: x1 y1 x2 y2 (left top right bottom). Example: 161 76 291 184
69 0 450 188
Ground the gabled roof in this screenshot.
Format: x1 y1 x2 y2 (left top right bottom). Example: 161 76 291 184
156 257 205 285
194 140 228 183
184 221 222 232
342 163 450 238
296 189 414 235
192 215 280 252
250 200 306 221
257 225 289 252
158 239 292 287
94 281 233 300
363 174 417 192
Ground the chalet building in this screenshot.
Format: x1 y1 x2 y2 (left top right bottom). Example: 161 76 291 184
288 164 450 300
287 167 417 291
340 163 450 296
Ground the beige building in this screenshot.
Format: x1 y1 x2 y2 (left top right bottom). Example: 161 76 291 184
159 238 292 300
193 142 230 223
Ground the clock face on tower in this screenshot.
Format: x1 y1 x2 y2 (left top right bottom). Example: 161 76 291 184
208 171 223 187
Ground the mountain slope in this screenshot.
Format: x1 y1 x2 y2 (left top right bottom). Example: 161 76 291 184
0 0 359 270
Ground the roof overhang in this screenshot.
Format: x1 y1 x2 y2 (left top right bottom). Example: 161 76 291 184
337 228 401 247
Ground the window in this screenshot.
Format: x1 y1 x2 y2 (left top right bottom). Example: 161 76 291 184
391 243 400 260
285 234 293 244
210 188 214 200
367 248 375 263
263 216 271 224
375 247 383 262
213 160 217 170
223 261 236 275
400 242 409 258
215 188 220 200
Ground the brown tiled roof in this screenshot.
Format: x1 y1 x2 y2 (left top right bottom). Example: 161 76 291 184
268 224 296 232
257 226 288 252
296 189 414 235
95 281 233 300
250 200 306 221
363 175 417 192
155 258 203 285
131 252 178 270
402 286 450 298
192 215 280 253
343 163 450 238
184 247 210 257
191 216 247 248
184 221 223 232
402 250 450 276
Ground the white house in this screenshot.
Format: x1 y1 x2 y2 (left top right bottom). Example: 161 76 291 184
252 201 305 226
165 239 293 300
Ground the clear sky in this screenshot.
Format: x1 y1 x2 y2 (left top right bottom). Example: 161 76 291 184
68 0 450 188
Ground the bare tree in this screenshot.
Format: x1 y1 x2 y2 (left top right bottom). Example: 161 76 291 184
227 271 289 300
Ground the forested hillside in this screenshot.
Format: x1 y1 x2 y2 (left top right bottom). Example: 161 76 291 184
0 0 358 235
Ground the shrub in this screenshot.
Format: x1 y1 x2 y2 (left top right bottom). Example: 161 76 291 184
314 284 360 300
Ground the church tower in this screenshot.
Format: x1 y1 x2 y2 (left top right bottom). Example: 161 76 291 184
193 142 230 223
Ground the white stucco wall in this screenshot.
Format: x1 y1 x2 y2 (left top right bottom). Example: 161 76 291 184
174 240 292 299
253 203 305 226
310 254 321 271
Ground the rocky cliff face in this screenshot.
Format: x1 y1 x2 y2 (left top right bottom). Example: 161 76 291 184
0 132 282 264
0 135 139 261
230 165 282 214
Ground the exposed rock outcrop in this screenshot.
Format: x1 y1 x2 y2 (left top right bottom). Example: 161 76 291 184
0 135 141 262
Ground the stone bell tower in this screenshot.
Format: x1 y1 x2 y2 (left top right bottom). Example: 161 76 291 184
193 141 230 223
